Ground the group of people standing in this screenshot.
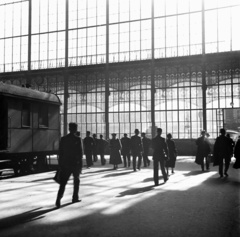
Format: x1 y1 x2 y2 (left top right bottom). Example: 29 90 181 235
109 129 152 171
195 128 240 177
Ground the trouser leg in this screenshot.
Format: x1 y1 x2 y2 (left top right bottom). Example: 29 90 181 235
206 156 209 170
72 167 80 201
137 154 142 169
159 159 168 181
127 154 131 167
123 154 127 167
224 158 230 173
86 152 93 167
57 168 71 200
219 158 224 176
143 153 147 167
100 153 105 165
132 155 136 171
153 160 159 185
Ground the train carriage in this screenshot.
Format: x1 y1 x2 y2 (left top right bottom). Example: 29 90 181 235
0 82 61 175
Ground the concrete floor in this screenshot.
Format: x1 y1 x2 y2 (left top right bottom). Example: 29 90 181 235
0 156 239 237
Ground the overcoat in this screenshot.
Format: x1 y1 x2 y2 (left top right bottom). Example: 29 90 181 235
152 135 168 161
59 133 83 168
195 136 211 165
213 135 232 166
109 139 122 165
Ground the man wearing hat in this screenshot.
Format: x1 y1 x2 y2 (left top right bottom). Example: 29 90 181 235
152 128 169 185
130 129 143 171
55 122 83 208
121 133 131 167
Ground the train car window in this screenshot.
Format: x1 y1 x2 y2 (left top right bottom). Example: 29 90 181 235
22 103 31 127
39 104 48 128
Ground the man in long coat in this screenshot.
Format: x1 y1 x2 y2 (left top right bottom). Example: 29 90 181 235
195 130 211 171
83 131 94 168
152 128 169 185
56 122 83 208
121 133 131 167
213 128 232 177
130 129 143 171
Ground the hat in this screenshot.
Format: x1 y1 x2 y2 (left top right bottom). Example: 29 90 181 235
111 133 117 136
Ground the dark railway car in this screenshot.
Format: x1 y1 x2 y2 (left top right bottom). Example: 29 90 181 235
0 82 61 175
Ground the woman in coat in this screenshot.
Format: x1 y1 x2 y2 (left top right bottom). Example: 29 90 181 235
166 133 177 175
109 133 122 170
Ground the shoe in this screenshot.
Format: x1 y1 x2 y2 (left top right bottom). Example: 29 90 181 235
55 199 61 208
220 174 223 178
224 172 228 177
72 199 81 203
133 169 137 172
164 177 169 183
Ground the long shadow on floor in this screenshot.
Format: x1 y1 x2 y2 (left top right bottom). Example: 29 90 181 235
0 203 72 230
116 185 155 197
184 170 205 176
103 170 133 178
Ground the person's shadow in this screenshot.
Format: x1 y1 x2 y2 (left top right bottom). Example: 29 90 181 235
184 170 205 176
103 171 133 178
0 204 72 229
116 185 155 197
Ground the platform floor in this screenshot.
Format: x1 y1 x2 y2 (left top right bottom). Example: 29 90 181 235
0 156 239 237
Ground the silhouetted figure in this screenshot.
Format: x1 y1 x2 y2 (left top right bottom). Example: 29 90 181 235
213 128 232 177
141 132 151 167
227 133 235 158
233 136 240 169
83 131 94 168
98 134 108 165
166 133 177 175
130 129 143 171
76 131 84 174
152 128 169 185
195 130 211 171
109 133 122 170
55 123 83 208
121 133 131 167
92 134 98 162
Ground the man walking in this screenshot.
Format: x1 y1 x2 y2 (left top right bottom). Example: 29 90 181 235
152 128 169 185
130 129 143 171
55 122 83 208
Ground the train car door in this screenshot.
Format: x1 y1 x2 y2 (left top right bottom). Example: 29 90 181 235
0 96 8 150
